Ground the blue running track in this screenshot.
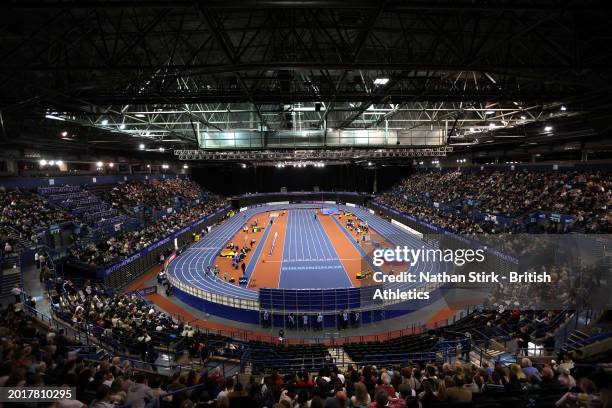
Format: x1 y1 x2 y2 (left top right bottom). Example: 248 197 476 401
279 209 352 289
167 204 320 301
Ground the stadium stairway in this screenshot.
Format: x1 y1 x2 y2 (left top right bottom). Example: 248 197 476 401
469 344 506 367
0 254 21 298
561 329 612 353
327 346 355 370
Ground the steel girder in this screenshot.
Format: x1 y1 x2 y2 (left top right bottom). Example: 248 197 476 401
174 146 453 161
0 1 610 150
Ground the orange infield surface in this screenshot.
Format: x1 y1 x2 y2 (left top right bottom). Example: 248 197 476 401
317 211 365 287
246 211 288 289
212 213 265 285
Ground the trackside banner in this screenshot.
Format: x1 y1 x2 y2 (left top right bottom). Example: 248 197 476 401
102 205 231 276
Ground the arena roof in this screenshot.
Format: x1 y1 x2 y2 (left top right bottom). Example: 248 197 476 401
0 0 611 157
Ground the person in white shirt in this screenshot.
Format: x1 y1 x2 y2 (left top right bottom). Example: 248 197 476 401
11 285 22 303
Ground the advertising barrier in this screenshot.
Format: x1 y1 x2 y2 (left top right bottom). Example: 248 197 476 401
101 205 231 287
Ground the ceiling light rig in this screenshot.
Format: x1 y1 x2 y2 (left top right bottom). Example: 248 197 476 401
175 147 453 162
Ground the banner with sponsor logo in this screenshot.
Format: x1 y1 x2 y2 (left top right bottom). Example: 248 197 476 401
101 205 231 276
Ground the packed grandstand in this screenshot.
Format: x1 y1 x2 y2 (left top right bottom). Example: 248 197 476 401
1 170 610 408
1 2 612 407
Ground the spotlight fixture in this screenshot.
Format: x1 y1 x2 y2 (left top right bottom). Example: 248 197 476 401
96 161 103 167
108 163 114 168
373 78 389 85
158 147 165 152
183 164 189 169
45 114 65 121
544 126 553 132
39 159 48 166
101 119 108 125
139 144 145 150
119 124 126 130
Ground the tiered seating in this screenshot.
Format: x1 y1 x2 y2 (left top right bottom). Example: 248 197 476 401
100 178 207 217
377 170 611 234
561 329 612 354
343 333 438 365
0 189 75 241
0 251 21 298
247 342 332 372
39 185 131 232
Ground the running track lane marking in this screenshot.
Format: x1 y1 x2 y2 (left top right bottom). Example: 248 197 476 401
245 215 273 285
247 210 288 289
279 209 350 289
317 212 364 287
211 212 267 285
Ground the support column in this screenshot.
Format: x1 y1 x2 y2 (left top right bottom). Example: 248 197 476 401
373 168 378 194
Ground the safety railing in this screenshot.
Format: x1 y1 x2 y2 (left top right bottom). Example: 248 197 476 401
101 204 231 288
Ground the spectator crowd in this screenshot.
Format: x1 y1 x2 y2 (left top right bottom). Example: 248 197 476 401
0 189 75 245
1 295 610 408
104 179 206 214
68 197 228 266
376 170 611 234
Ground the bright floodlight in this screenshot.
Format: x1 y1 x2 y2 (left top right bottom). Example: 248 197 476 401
183 164 188 169
368 162 372 166
45 114 65 121
61 131 68 137
544 126 553 132
373 78 389 85
56 160 63 166
139 144 145 150
119 124 126 130
96 161 103 167
101 119 108 125
39 159 47 166
109 163 114 168
489 123 496 128
49 160 55 165
159 147 165 152
560 106 567 111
